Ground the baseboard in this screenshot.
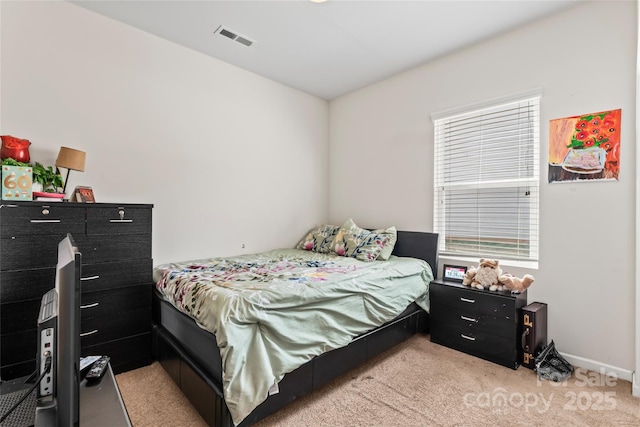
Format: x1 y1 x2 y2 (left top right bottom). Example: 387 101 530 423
560 351 634 383
633 371 640 397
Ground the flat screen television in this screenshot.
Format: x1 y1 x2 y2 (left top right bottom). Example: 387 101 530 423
35 234 81 427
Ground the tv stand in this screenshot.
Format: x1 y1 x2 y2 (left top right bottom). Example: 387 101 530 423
0 363 130 427
80 363 131 426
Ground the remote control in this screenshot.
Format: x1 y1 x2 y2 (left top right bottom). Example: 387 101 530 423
85 356 110 383
80 355 101 372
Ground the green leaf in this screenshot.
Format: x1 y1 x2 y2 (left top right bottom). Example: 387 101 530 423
30 161 62 187
1 158 30 167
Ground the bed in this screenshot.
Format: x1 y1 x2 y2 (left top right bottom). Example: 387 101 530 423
151 226 439 427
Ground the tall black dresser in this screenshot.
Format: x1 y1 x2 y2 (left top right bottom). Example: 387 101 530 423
0 201 153 380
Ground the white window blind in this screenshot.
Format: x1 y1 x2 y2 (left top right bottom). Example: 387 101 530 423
432 91 540 261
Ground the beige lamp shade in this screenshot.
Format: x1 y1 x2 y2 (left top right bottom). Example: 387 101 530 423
55 147 86 172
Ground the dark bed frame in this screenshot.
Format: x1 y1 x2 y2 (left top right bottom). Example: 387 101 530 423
151 231 439 426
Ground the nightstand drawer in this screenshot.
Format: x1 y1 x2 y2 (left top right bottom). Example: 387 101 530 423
81 259 153 293
87 206 152 236
431 282 516 318
431 326 519 369
431 305 513 338
0 204 85 238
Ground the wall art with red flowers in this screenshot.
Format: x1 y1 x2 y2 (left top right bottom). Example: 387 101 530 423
548 109 621 183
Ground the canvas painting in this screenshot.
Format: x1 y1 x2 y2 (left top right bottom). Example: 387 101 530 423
548 109 621 183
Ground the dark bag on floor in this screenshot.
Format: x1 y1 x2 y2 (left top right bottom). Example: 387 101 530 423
534 340 573 382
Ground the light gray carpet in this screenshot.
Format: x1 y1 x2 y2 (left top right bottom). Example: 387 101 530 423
116 335 640 426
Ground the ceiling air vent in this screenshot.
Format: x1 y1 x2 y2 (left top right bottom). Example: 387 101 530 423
215 26 255 47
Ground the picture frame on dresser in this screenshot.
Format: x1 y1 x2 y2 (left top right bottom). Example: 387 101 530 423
72 186 95 203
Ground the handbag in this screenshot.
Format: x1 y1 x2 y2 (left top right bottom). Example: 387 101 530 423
534 340 574 382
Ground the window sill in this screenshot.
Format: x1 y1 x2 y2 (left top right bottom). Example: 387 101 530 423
439 254 539 271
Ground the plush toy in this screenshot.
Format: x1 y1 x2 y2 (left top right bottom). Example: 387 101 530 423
462 259 503 291
498 273 535 293
462 266 477 286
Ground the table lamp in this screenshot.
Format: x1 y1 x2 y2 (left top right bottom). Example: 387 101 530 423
55 147 86 193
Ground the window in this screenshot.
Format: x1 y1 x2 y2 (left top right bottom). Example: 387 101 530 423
431 89 541 262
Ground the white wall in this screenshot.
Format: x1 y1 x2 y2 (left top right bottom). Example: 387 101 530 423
330 1 637 372
1 1 329 265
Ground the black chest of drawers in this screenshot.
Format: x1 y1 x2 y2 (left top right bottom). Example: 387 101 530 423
430 279 527 369
0 201 153 380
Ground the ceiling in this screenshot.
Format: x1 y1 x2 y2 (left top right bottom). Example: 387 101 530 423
71 0 582 100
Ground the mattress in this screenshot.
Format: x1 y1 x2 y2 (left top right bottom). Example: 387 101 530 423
153 248 433 424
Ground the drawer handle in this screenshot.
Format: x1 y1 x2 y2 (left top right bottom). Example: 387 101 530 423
81 275 100 281
461 334 476 341
80 329 98 337
80 302 99 309
109 219 133 223
461 315 478 323
460 297 475 304
30 219 61 223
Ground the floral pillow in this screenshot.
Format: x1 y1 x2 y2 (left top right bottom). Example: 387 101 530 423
373 226 397 261
296 224 340 254
333 218 391 262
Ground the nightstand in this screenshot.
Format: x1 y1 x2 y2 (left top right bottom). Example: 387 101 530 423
429 279 528 369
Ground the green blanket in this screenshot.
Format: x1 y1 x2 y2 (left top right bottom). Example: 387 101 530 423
154 248 432 425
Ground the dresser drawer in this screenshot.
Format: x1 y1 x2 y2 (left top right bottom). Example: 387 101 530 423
86 206 152 236
0 358 35 381
1 300 40 335
431 304 514 339
431 283 517 318
1 235 63 270
0 267 56 303
81 308 150 348
81 285 151 320
0 329 36 367
0 204 85 238
81 259 153 293
82 333 152 374
77 235 152 263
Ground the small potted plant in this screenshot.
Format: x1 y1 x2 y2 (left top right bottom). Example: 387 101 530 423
32 162 63 193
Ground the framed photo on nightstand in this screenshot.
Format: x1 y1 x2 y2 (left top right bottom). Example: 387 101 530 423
442 264 467 283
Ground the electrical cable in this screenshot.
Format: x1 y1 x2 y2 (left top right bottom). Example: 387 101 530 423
0 356 52 424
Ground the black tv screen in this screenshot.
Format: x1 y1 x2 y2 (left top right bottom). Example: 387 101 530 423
35 234 81 427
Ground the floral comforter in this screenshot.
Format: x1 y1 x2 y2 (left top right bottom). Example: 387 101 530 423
154 248 433 425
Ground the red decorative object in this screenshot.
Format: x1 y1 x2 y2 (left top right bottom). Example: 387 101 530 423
1 135 31 163
33 191 65 199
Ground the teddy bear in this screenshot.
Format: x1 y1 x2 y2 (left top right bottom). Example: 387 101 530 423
498 273 535 293
462 258 503 291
